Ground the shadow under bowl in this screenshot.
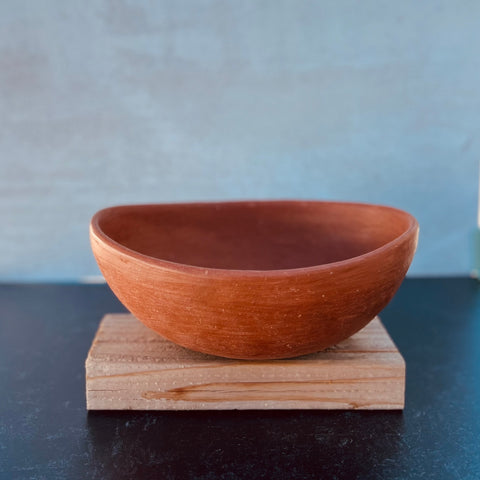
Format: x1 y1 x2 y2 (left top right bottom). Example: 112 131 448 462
90 200 418 360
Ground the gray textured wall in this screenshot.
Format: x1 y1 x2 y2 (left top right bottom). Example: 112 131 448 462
1 1 478 280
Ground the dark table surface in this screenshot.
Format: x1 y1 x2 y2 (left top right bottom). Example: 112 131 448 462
0 278 479 479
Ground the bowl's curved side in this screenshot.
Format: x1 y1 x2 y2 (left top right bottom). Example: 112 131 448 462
90 219 418 360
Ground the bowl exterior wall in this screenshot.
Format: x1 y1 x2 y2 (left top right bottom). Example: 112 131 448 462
90 224 418 360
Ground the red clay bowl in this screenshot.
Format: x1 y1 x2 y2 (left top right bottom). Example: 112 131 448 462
90 200 418 360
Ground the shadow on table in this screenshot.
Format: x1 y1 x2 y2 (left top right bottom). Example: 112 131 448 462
84 409 405 479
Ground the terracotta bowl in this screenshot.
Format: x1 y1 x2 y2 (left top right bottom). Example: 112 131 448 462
90 200 418 360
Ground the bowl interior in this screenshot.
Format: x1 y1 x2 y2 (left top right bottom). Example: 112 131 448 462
95 202 414 271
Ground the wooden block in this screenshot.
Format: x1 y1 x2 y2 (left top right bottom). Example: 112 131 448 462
86 314 405 410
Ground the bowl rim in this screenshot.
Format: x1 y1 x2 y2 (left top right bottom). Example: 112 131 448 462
90 199 419 278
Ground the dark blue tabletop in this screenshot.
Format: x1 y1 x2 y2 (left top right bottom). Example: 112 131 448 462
0 278 479 479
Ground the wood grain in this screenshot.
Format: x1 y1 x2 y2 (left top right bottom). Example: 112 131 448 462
86 314 405 410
